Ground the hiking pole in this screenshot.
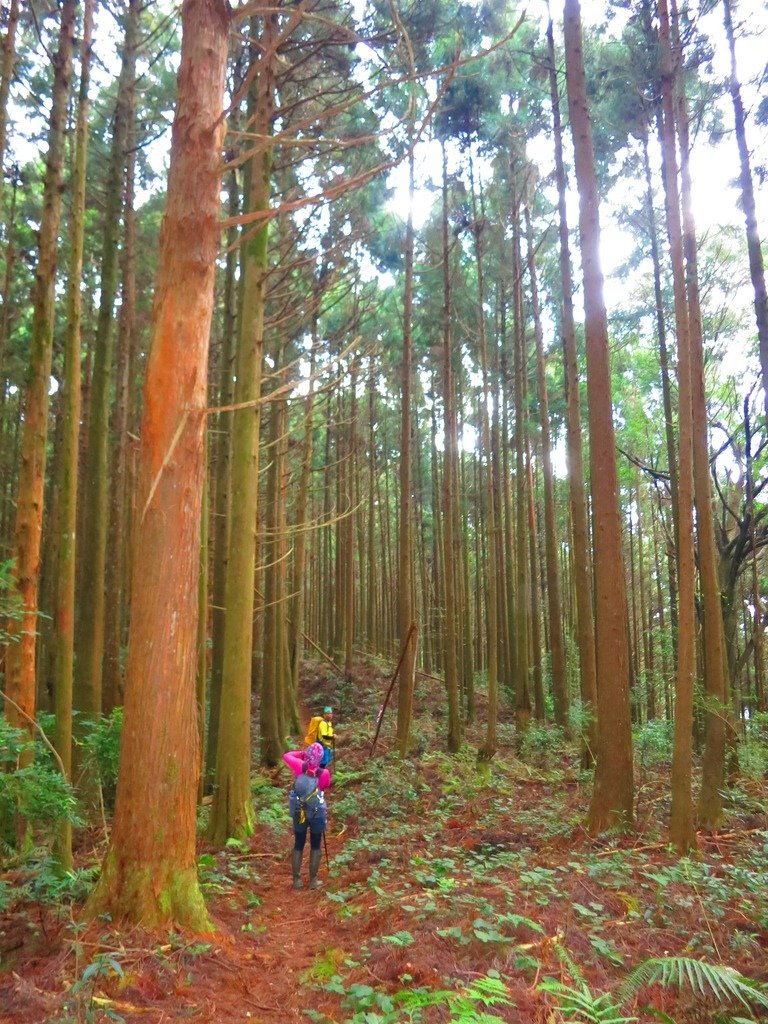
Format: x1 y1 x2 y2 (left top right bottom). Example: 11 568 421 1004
369 620 417 758
322 828 329 871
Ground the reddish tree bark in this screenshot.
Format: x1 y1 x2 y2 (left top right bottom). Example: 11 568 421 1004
88 0 230 928
563 0 633 831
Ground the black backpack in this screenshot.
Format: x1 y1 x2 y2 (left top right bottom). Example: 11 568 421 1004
289 770 326 828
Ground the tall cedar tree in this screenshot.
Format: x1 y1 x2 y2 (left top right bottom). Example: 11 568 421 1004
562 0 633 831
546 12 598 764
88 0 230 928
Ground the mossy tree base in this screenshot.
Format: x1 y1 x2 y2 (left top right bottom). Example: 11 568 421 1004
87 852 211 932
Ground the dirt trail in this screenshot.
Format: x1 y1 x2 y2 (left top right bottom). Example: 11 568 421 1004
0 769 355 1024
185 823 349 1024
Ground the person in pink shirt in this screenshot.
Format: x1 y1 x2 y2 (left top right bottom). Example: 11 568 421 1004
282 741 331 889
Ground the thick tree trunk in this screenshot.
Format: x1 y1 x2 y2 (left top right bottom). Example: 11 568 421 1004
87 0 230 928
5 0 76 762
563 0 633 831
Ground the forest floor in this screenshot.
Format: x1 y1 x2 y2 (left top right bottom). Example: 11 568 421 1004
1 660 768 1024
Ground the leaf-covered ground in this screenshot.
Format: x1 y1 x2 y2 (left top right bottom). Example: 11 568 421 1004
1 662 767 1023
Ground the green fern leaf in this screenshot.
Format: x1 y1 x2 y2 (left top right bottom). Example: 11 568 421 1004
620 957 768 1012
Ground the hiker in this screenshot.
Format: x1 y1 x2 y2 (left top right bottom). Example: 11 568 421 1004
283 741 331 890
303 705 336 769
317 705 335 767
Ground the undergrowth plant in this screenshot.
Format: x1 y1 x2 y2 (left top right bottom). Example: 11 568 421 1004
539 945 768 1024
76 708 123 809
317 970 512 1024
0 719 79 860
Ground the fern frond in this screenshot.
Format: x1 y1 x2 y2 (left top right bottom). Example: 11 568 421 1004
619 957 768 1012
554 942 587 986
538 978 638 1023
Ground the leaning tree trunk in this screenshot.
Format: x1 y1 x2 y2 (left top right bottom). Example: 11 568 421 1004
563 0 633 832
87 0 230 929
4 0 76 765
53 0 94 872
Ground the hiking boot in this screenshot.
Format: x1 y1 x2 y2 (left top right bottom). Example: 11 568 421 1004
309 848 323 889
291 848 303 889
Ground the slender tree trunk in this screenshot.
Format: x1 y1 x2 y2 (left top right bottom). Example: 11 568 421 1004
721 0 768 419
636 476 652 720
209 11 275 837
469 158 499 759
526 207 568 729
206 159 240 786
657 0 697 852
751 543 765 712
528 459 545 721
344 365 356 676
75 0 139 730
673 5 727 829
87 0 230 927
563 0 633 831
441 143 461 752
103 86 137 716
53 0 94 871
4 1 76 765
366 364 376 648
547 12 597 764
0 0 19 197
288 316 317 694
511 197 531 737
0 170 18 417
396 147 417 755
